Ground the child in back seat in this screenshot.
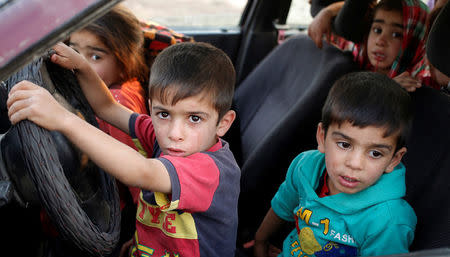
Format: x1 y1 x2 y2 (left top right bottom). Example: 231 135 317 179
254 71 416 256
308 0 441 91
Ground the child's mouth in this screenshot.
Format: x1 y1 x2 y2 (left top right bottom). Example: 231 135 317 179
339 175 359 188
167 148 185 156
373 52 386 62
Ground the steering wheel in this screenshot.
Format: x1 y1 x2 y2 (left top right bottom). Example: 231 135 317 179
0 56 121 256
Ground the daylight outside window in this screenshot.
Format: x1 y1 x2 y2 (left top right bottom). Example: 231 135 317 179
122 0 247 29
287 0 314 27
122 0 314 29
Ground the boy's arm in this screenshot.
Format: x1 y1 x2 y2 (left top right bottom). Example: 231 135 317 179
51 42 131 134
7 81 171 194
254 208 286 257
61 110 172 193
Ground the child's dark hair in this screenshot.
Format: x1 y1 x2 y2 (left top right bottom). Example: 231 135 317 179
149 42 236 121
321 71 413 151
82 4 148 84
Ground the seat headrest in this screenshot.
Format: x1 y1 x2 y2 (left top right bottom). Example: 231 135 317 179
310 0 342 17
333 0 373 43
427 1 450 77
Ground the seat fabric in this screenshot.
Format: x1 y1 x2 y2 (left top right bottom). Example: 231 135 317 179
230 34 358 244
403 87 450 250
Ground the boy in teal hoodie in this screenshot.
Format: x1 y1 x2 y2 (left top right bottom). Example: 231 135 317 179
254 71 417 257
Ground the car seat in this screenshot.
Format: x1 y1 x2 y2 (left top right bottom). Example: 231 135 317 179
427 0 450 79
403 0 450 251
310 0 373 44
228 34 358 251
403 86 450 251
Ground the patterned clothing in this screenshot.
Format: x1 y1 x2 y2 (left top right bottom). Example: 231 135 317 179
410 57 441 89
128 113 240 257
272 150 416 257
141 21 195 65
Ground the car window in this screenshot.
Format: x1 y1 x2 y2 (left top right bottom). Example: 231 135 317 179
286 0 313 28
122 0 247 29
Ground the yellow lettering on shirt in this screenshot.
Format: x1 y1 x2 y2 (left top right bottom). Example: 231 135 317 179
296 207 312 224
136 197 198 239
320 218 330 235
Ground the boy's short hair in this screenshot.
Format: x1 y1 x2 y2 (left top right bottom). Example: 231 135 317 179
149 42 236 120
321 71 413 150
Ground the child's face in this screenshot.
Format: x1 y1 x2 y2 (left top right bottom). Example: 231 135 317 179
69 30 123 87
367 9 403 74
150 91 235 157
316 121 406 195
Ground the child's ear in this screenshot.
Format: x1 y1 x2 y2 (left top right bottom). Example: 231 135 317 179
316 122 326 153
385 147 407 173
216 110 236 137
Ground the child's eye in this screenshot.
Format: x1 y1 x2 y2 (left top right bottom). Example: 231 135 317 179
157 112 170 119
189 115 202 123
91 54 101 61
369 150 383 159
372 27 382 34
392 31 403 39
337 142 351 149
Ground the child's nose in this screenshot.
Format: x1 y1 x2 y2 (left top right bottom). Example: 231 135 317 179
345 151 364 170
168 120 184 141
375 34 387 46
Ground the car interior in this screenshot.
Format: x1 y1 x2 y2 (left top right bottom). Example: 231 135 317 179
0 0 449 256
230 0 450 256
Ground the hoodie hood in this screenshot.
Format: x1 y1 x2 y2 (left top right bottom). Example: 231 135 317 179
316 162 406 214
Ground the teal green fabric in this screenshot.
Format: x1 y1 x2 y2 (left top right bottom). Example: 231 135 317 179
272 150 416 256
